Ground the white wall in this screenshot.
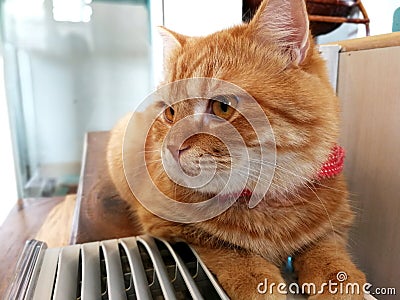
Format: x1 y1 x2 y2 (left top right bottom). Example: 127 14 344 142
360 0 400 36
0 58 18 226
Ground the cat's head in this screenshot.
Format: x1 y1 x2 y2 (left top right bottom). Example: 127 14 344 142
145 0 339 207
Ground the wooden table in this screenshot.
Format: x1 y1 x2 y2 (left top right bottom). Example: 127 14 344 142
0 197 65 298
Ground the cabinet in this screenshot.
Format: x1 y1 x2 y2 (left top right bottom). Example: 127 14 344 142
336 33 400 296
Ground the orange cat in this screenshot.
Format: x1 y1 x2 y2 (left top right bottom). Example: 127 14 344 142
107 0 366 298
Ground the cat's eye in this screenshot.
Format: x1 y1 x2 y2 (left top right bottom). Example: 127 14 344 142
164 106 175 123
211 94 238 120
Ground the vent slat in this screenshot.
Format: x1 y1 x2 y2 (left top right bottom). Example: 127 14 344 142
22 240 46 299
53 245 81 300
188 245 230 300
137 236 177 300
7 240 47 300
32 248 61 300
81 242 102 300
12 240 38 299
159 239 204 300
120 238 152 300
100 240 127 300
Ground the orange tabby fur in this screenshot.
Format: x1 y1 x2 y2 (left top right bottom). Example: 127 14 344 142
107 0 366 299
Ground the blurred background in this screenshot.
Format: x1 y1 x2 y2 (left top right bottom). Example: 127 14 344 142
0 0 399 224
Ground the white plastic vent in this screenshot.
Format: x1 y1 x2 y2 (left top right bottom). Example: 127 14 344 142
7 236 229 300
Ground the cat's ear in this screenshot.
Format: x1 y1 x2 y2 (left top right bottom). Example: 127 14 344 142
249 0 310 65
158 26 187 65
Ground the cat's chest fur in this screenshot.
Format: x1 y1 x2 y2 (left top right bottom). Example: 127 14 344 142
175 176 351 263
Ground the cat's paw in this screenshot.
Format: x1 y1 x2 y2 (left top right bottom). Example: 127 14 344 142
193 246 287 300
294 239 367 300
305 268 366 300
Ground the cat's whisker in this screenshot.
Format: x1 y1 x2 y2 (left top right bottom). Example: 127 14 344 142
124 159 163 173
235 167 336 230
233 164 308 209
232 156 348 193
302 181 339 252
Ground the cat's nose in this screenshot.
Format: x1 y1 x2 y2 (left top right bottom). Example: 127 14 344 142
168 145 190 161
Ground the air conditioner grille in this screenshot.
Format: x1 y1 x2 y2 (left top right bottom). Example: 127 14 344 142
7 236 229 300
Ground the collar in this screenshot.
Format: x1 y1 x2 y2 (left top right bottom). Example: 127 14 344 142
316 144 345 180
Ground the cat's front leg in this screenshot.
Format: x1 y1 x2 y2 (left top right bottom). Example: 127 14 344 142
293 237 366 299
193 245 286 300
